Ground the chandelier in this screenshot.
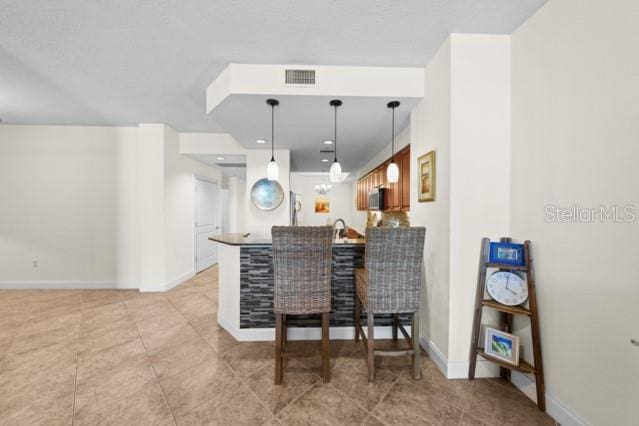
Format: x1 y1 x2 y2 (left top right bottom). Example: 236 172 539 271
315 183 332 194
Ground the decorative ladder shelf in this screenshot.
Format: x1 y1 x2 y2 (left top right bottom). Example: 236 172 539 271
468 237 546 411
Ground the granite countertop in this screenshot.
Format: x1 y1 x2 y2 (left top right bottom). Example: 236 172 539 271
209 233 365 246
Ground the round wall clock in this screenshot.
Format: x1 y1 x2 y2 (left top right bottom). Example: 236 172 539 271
486 271 528 306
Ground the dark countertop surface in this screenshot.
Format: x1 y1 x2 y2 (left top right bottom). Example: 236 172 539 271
209 233 365 246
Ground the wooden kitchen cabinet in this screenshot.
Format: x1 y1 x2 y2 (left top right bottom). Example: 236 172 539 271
356 145 410 212
376 167 385 188
400 147 410 211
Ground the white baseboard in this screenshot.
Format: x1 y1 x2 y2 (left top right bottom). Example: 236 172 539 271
419 336 449 376
511 372 585 426
217 315 408 342
419 336 584 426
0 270 195 291
165 270 195 291
418 337 497 379
446 357 499 379
0 280 120 289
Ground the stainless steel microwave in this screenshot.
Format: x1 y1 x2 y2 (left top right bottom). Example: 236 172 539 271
368 187 386 210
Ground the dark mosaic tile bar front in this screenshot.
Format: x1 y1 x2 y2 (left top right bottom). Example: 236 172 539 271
239 245 409 328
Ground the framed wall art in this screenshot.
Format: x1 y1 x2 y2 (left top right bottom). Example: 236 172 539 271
314 197 330 214
484 327 520 366
418 150 435 202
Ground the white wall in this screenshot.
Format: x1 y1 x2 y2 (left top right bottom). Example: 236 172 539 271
447 34 511 368
410 39 452 358
510 0 639 423
164 125 222 289
0 125 138 288
137 124 166 291
0 124 221 291
245 149 290 237
290 173 355 227
409 35 511 376
179 132 243 155
226 176 246 233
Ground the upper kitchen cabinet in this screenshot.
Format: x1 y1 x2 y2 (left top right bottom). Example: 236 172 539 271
356 145 410 212
400 148 410 211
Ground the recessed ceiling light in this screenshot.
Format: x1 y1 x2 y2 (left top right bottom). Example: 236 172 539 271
256 139 266 144
323 140 333 145
321 158 329 162
216 156 225 161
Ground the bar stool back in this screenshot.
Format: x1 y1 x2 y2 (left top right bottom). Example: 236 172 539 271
354 226 426 381
272 226 334 384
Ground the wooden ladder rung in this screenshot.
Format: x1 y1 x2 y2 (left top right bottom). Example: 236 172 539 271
476 349 537 374
485 262 528 271
482 300 532 316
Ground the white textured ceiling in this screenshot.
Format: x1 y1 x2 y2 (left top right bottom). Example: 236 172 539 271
212 94 416 172
0 0 545 169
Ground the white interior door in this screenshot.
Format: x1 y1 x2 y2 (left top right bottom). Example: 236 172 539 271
195 177 220 273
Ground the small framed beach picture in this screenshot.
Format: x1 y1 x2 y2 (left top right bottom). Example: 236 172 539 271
485 327 519 366
418 150 435 202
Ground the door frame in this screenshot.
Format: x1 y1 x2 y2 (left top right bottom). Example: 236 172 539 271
193 174 221 274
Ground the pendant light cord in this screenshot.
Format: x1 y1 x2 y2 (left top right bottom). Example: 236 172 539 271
391 105 395 163
333 104 338 163
271 103 275 162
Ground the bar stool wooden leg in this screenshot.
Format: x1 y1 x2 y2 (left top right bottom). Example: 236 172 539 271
275 313 283 384
392 313 399 341
354 295 361 342
321 312 330 383
412 311 421 380
282 314 287 349
367 312 375 382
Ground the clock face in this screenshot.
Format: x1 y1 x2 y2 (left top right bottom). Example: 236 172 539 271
486 271 528 306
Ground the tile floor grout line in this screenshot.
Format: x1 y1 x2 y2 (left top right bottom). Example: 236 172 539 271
224 357 280 423
2 295 37 358
70 290 84 425
274 379 324 422
330 380 378 418
160 285 245 418
241 360 320 420
163 292 227 355
165 280 285 424
124 293 179 426
277 342 396 422
178 267 288 420
395 368 473 423
364 367 404 425
272 353 380 422
171 349 280 423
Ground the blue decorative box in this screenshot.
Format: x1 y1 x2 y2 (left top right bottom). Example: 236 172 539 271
489 242 525 266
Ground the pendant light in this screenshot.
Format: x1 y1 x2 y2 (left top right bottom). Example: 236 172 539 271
329 99 343 183
266 99 279 181
386 100 400 183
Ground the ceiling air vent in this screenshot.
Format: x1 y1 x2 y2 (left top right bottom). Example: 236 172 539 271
285 69 316 85
216 163 246 168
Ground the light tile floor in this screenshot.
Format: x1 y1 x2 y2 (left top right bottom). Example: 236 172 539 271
0 266 555 425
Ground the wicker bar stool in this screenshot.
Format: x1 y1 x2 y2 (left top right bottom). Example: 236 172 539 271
271 226 334 384
354 226 426 381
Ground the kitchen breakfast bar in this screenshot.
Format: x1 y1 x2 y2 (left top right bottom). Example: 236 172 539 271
210 233 410 341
